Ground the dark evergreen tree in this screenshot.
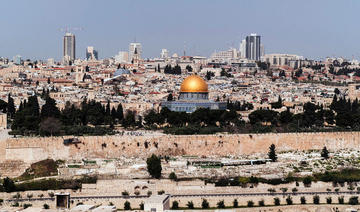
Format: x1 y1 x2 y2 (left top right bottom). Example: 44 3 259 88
3 177 15 193
116 104 124 121
321 146 329 159
167 93 173 101
41 96 60 119
146 154 162 179
7 94 15 118
105 100 111 116
268 144 277 162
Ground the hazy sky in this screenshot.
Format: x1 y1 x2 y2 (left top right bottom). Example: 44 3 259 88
1 0 359 60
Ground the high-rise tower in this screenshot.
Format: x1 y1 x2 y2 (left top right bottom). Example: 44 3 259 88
245 33 261 61
63 33 76 63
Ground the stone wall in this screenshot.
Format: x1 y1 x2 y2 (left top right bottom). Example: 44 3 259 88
2 132 360 163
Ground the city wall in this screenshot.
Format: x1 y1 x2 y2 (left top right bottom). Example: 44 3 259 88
1 132 360 163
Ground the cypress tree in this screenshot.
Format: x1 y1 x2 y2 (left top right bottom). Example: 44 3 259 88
116 104 124 121
7 94 15 118
106 100 111 116
268 144 277 162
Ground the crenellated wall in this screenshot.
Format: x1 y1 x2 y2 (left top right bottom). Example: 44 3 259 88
2 132 360 163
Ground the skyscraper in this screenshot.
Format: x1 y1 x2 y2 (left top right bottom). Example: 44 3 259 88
239 39 246 59
245 33 261 61
86 46 98 60
129 43 142 62
63 33 76 63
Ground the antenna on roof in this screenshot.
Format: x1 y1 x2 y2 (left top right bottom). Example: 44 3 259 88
59 26 83 33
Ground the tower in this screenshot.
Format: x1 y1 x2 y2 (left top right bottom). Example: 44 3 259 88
86 46 98 60
63 33 76 63
129 43 142 62
240 39 246 58
245 33 261 61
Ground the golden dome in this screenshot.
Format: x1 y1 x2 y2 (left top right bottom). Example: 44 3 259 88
180 75 208 93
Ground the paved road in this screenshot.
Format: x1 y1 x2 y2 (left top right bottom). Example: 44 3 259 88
6 191 360 202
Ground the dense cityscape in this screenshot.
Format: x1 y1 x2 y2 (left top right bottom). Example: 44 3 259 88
1 0 360 212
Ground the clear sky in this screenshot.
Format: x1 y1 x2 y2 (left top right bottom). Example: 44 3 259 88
1 0 359 61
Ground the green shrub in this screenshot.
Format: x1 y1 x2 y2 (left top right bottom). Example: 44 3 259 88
300 196 306 204
43 204 49 209
349 196 359 205
187 201 194 209
313 195 320 204
23 204 32 209
338 196 344 204
286 196 293 205
326 197 332 204
274 197 280 205
169 172 177 181
124 201 131 210
171 201 179 209
217 200 225 208
247 200 254 207
258 199 265 206
202 199 209 209
303 176 312 187
233 199 238 208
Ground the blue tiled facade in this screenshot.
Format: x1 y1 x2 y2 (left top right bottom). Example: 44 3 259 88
161 100 227 113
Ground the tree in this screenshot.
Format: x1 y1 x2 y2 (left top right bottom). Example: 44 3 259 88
105 100 111 116
3 177 16 193
233 199 238 208
39 117 62 136
201 199 209 209
300 196 306 204
274 197 280 206
146 154 162 179
122 110 136 128
217 200 225 208
43 204 49 209
206 71 214 80
321 146 329 159
286 196 293 205
41 96 60 119
338 196 344 204
116 104 124 122
186 201 194 209
186 65 193 72
169 172 177 181
313 195 320 204
268 144 277 162
167 93 173 101
124 201 131 210
247 200 254 207
303 176 312 187
7 94 15 118
326 197 332 204
171 201 179 209
349 196 359 205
